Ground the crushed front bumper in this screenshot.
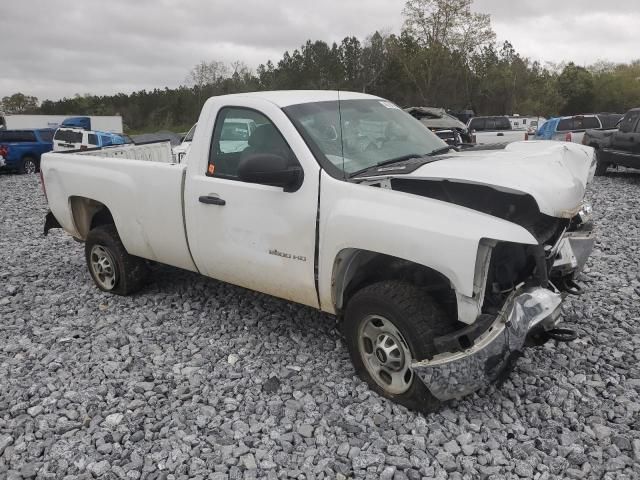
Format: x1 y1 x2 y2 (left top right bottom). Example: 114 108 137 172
412 223 595 402
412 287 562 401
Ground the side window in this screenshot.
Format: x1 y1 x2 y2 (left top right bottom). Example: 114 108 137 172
207 107 297 179
619 112 640 133
88 133 98 146
582 117 599 129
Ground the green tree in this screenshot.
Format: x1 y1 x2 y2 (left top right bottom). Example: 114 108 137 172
1 93 39 113
557 63 595 114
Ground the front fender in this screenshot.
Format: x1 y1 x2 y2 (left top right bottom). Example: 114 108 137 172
317 172 537 314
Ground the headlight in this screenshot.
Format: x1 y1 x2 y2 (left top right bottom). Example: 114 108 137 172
578 202 593 224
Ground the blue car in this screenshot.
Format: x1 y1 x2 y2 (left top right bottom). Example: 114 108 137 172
0 128 54 173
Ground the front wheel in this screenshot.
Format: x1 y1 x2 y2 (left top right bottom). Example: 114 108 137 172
19 156 38 174
594 149 609 176
85 225 148 295
343 281 455 412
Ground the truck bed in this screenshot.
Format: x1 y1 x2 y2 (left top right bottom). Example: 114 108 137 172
80 141 176 163
41 143 195 272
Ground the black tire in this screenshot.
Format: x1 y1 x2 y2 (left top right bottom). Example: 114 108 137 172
594 160 609 176
18 156 38 174
594 149 608 176
85 225 148 295
343 281 455 413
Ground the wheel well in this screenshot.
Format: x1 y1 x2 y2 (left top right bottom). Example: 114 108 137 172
69 196 115 240
333 249 457 320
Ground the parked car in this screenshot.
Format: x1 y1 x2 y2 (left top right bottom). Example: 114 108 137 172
41 90 595 411
53 127 128 152
467 116 527 145
535 113 623 144
583 108 640 175
404 107 473 146
0 128 54 173
173 123 197 163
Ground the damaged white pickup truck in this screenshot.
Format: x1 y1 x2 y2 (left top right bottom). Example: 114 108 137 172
41 91 596 411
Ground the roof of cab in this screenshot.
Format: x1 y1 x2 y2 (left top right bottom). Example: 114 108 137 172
204 90 382 108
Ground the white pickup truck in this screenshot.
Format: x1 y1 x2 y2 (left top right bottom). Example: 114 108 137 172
41 90 596 412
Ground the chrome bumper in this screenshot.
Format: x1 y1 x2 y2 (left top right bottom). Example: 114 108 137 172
0 156 5 168
412 287 562 401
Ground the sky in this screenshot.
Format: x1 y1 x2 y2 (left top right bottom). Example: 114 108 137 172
2 0 639 102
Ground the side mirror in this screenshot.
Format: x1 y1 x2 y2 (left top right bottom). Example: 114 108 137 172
237 153 303 192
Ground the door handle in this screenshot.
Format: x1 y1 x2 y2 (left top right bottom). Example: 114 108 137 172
199 195 226 206
497 132 504 136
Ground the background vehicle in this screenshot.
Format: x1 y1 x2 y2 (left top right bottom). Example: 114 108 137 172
41 90 594 412
584 108 640 175
0 114 123 133
467 116 527 145
507 115 546 135
0 128 54 173
535 113 623 144
53 128 128 152
405 107 473 146
173 123 197 162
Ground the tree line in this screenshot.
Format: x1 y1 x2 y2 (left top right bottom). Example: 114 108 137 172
3 0 640 133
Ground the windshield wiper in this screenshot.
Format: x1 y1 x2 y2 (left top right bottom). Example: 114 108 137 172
427 145 457 156
349 153 428 178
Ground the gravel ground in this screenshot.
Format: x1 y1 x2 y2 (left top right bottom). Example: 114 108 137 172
1 171 639 480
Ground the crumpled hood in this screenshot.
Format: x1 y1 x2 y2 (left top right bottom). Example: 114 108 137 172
403 141 595 218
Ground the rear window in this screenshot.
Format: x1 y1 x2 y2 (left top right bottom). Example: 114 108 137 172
581 117 600 129
39 130 54 142
54 129 83 143
468 118 486 131
494 117 511 130
0 131 37 142
556 119 573 131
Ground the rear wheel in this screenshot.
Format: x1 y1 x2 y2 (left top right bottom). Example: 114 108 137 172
343 281 455 412
85 225 148 295
19 156 38 174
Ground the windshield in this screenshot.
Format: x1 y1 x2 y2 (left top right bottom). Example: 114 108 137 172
284 99 446 176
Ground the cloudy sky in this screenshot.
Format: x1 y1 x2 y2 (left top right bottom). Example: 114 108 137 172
2 0 639 101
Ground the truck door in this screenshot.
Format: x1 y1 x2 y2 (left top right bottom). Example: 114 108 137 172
184 104 320 308
612 111 640 153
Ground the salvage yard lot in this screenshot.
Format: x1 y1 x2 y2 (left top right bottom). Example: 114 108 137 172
1 172 639 479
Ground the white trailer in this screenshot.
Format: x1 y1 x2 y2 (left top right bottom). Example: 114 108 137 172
0 114 123 133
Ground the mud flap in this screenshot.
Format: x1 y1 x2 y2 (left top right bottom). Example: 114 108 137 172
44 210 62 236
